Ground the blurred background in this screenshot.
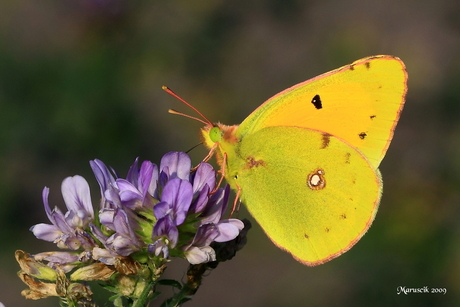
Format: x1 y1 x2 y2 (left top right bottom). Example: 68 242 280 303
1 0 459 306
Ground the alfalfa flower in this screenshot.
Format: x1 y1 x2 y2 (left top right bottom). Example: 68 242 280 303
30 175 96 250
18 152 249 307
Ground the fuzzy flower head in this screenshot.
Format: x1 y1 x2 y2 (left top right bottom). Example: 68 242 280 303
22 151 249 307
30 152 244 266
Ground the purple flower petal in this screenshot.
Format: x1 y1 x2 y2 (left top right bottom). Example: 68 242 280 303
191 163 216 195
148 239 170 258
160 152 191 181
104 187 122 209
112 209 131 236
53 208 74 234
184 246 216 264
116 179 139 195
126 157 140 187
90 159 116 195
189 185 209 214
42 187 53 223
33 251 79 265
161 178 193 225
153 201 170 220
30 223 62 242
106 233 139 256
90 223 108 244
116 179 143 209
138 161 154 195
199 186 229 224
61 176 93 216
214 219 245 242
119 190 143 208
99 209 116 230
153 216 179 247
192 224 219 247
144 162 159 197
60 234 82 250
102 209 143 256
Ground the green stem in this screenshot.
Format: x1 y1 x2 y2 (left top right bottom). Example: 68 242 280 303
163 284 192 307
132 279 155 307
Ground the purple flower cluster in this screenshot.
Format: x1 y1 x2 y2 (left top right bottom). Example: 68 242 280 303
31 152 244 265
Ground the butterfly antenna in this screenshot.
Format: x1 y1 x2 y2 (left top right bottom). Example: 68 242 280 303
168 109 208 125
185 142 204 154
162 86 213 126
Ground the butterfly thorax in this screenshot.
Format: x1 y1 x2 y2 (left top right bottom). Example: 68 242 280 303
201 123 247 186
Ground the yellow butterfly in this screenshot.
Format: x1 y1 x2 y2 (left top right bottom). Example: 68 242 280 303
170 55 407 266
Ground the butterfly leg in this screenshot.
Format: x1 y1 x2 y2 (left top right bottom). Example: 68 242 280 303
202 143 218 163
229 181 242 218
191 143 218 172
210 151 226 194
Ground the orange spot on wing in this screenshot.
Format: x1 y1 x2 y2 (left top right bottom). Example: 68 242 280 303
244 156 266 170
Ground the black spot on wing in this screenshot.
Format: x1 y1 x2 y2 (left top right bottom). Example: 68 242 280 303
358 132 367 140
370 115 376 119
350 64 355 71
365 62 371 70
311 94 322 109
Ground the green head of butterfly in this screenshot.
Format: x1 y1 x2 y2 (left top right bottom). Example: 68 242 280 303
209 126 223 143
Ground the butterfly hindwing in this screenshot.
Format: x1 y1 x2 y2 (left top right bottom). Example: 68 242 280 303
227 126 381 266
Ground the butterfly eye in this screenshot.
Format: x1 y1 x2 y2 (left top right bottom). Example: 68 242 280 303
209 126 223 143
